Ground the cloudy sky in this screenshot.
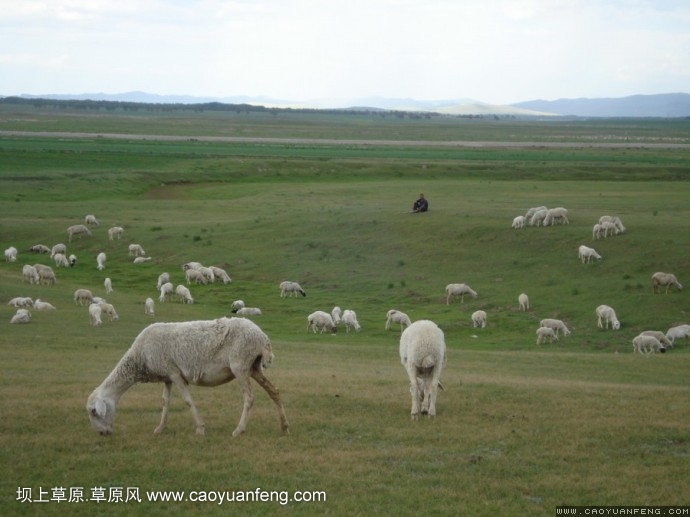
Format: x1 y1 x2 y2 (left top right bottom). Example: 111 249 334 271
1 0 688 106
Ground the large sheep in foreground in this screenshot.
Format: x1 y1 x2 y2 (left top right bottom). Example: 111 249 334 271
399 320 447 420
445 283 477 305
86 317 290 437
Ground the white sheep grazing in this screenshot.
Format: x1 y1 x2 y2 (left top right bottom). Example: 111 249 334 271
175 284 194 304
133 256 152 264
86 317 290 437
8 297 33 308
525 206 547 219
145 297 155 316
185 268 207 285
592 223 604 240
210 266 232 284
53 252 69 268
665 324 690 346
543 207 569 226
539 318 571 337
128 243 146 257
399 320 446 420
99 301 119 321
651 272 682 294
578 245 602 263
529 208 548 227
156 272 170 290
445 283 478 305
596 304 620 330
639 330 672 349
331 306 342 325
234 307 262 317
33 299 56 311
632 334 665 355
230 300 245 312
471 310 487 328
341 309 361 333
280 281 306 297
386 309 412 331
74 289 94 306
69 254 77 267
34 264 56 285
159 282 174 302
85 214 100 226
50 243 66 258
518 293 529 311
307 310 337 334
108 226 124 240
89 303 103 327
22 265 40 285
536 326 558 345
104 277 113 294
4 246 17 262
30 244 51 254
612 216 626 234
68 224 92 242
600 221 619 238
511 215 525 229
182 261 204 272
96 252 106 271
10 308 31 324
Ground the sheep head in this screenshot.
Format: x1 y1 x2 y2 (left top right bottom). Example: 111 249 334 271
86 391 115 436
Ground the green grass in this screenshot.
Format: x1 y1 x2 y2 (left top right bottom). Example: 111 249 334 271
1 109 690 515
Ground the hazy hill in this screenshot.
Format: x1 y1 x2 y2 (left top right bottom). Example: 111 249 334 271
511 93 690 117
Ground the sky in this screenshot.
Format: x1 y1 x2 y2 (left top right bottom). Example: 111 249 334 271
1 0 689 106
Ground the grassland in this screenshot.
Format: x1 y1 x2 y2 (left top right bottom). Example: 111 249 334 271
1 105 690 516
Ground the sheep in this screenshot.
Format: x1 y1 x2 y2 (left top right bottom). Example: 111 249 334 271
341 309 361 333
445 283 478 305
104 277 113 294
96 252 106 271
108 226 124 240
128 244 146 257
185 268 207 285
651 272 682 294
599 215 625 234
53 252 69 268
145 297 155 316
99 301 119 321
8 297 33 308
539 318 571 337
4 246 17 262
85 214 100 226
639 330 672 349
280 281 306 298
525 206 547 219
471 310 487 328
596 305 620 330
331 306 342 325
10 308 31 324
529 208 548 227
198 266 216 283
29 244 51 254
22 265 40 285
592 223 604 240
230 300 246 312
518 293 529 311
133 256 152 264
578 245 602 263
234 307 262 317
210 266 232 284
175 284 194 304
511 215 525 229
68 254 77 267
34 264 56 285
74 288 94 306
600 221 619 238
159 282 174 302
386 309 412 331
34 299 56 311
536 326 558 345
665 324 690 346
89 303 103 327
307 310 337 334
632 334 665 355
543 207 569 226
86 317 290 437
399 320 446 420
156 272 171 290
68 224 92 242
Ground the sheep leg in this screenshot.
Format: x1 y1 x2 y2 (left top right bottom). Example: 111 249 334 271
407 371 420 420
154 381 172 434
169 373 206 435
231 373 254 437
251 369 290 435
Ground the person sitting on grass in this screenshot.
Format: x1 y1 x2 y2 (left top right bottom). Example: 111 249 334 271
412 193 429 213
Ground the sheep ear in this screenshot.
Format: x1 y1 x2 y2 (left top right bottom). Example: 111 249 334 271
93 398 107 417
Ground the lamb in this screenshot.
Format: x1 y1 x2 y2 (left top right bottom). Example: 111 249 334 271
185 268 207 285
128 244 146 257
525 206 547 219
386 309 412 331
10 308 31 324
596 304 620 330
639 330 672 349
592 223 604 240
68 224 92 242
104 278 113 294
22 265 40 285
99 301 119 321
96 252 106 271
331 306 342 325
159 282 174 302
341 309 361 333
539 318 571 337
4 246 17 262
108 226 124 240
68 254 77 267
156 272 171 290
399 320 446 420
518 293 529 311
198 266 215 283
651 272 682 294
471 310 487 328
307 310 337 334
210 266 231 284
52 252 69 268
578 245 602 263
86 317 290 437
632 334 665 355
33 299 56 311
74 288 94 306
230 300 246 312
29 244 51 254
543 207 569 226
529 208 548 227
280 281 306 297
85 214 100 226
144 297 155 316
234 307 262 317
89 303 103 327
175 284 194 304
8 297 33 308
599 215 625 234
536 326 558 345
600 221 619 238
511 215 525 229
665 324 690 346
445 283 478 304
34 264 56 285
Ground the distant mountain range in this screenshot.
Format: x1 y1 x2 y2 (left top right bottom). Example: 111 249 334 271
10 91 690 118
